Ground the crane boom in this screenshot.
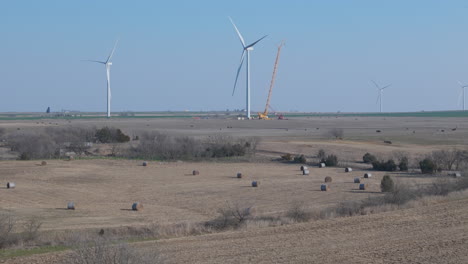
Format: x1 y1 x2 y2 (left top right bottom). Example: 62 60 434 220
259 41 284 119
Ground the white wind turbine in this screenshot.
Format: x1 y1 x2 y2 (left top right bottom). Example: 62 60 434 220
229 17 267 119
457 81 468 111
85 40 118 118
372 80 391 113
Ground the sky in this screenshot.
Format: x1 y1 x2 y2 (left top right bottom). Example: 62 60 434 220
2 0 468 113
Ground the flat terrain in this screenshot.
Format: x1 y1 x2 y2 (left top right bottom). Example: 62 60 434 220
0 116 467 263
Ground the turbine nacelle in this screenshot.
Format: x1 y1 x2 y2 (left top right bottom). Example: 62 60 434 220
246 47 254 51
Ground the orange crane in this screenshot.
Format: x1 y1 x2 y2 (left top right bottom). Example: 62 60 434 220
258 41 285 120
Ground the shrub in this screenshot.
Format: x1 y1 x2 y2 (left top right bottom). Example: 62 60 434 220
372 159 397 171
9 131 58 160
362 153 377 164
95 127 130 143
399 156 409 171
293 154 307 164
206 202 254 230
317 149 326 160
380 175 395 192
281 153 293 161
285 202 312 222
328 128 344 139
322 155 338 167
419 158 437 174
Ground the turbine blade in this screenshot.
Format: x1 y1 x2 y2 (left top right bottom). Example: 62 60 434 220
458 80 464 87
232 51 246 96
371 80 380 89
106 39 119 63
246 35 268 49
83 60 106 64
382 84 392 90
228 17 246 47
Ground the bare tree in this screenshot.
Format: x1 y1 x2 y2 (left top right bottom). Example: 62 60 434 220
328 128 344 139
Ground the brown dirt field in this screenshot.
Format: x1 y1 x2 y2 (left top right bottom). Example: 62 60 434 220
5 192 468 264
0 159 406 231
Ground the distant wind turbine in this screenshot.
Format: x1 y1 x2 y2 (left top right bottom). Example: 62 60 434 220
84 40 118 118
229 17 267 119
372 80 391 113
457 81 468 111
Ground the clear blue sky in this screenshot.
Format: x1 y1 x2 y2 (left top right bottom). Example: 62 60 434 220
2 0 468 113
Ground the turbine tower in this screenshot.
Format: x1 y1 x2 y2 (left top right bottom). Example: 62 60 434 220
372 80 391 113
229 17 267 119
85 40 118 118
457 81 468 111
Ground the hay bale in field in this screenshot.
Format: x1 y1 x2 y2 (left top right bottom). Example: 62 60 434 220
448 172 461 178
364 173 372 178
359 183 367 190
67 202 75 210
345 167 352 172
354 177 361 183
324 176 332 183
132 202 143 211
6 182 15 189
142 161 148 167
321 184 329 191
302 169 310 175
300 166 308 171
237 172 243 178
192 170 200 175
41 161 47 166
319 163 326 168
251 181 259 187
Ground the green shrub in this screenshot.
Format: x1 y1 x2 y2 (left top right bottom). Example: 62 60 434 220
322 154 338 167
399 157 409 171
372 159 397 171
363 153 377 164
293 154 307 164
381 175 395 192
419 158 436 174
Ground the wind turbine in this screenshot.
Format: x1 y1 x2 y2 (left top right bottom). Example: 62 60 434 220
229 17 267 119
85 40 118 118
457 81 468 111
372 80 391 113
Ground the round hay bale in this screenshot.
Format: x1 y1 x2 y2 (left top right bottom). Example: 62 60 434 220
300 166 308 171
321 184 329 191
359 183 368 190
41 161 47 166
302 169 310 175
324 176 332 183
237 172 243 178
251 181 259 187
364 173 372 178
192 170 200 175
319 163 326 168
6 182 15 189
448 172 461 178
67 202 75 210
67 156 74 161
132 202 143 211
142 161 148 167
354 177 361 183
345 167 353 172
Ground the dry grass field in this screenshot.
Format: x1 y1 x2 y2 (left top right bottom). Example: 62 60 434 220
0 116 467 263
